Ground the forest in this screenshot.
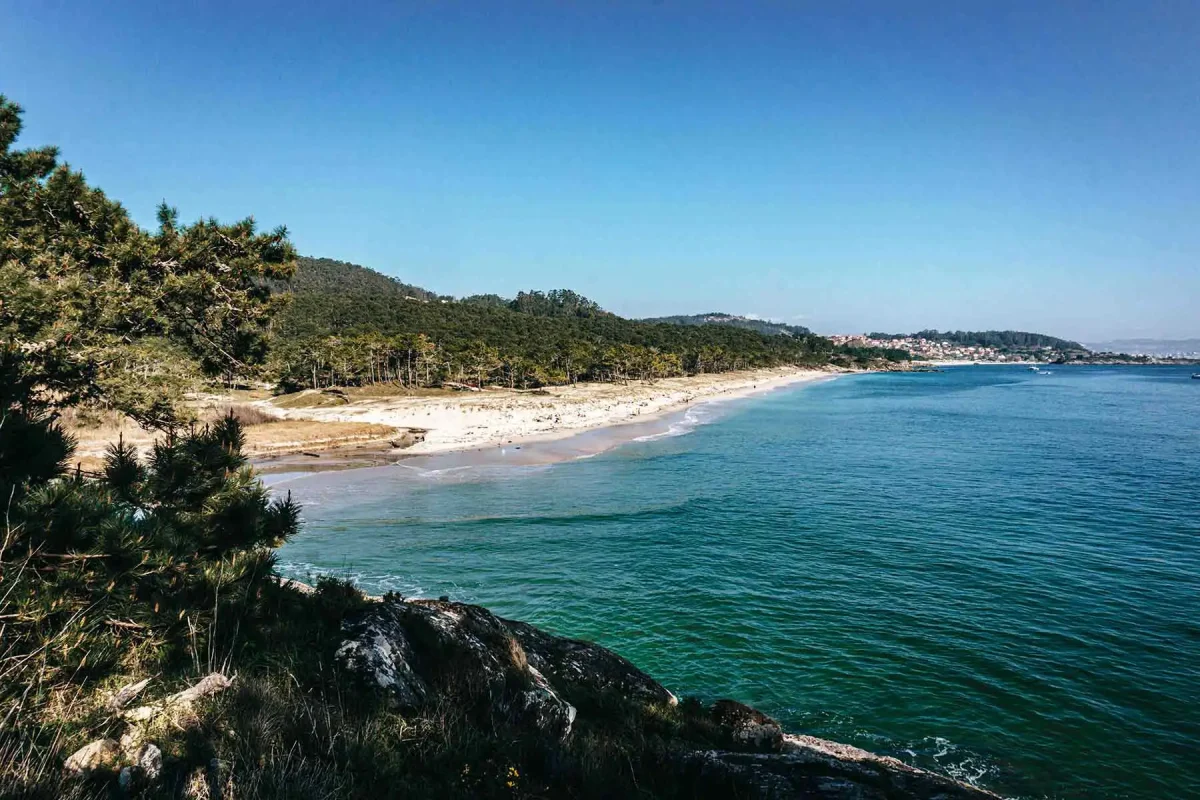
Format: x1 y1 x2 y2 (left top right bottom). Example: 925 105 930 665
640 312 813 337
268 258 907 391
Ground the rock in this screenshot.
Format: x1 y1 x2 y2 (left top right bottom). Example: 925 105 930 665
276 576 316 595
336 601 428 707
339 598 599 739
107 677 152 711
63 737 121 777
711 699 784 751
402 600 578 738
678 734 1001 799
136 742 163 781
516 664 577 739
124 672 234 722
337 598 996 798
119 730 141 758
505 617 677 707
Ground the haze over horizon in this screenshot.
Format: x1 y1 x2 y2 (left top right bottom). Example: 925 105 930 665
2 1 1197 341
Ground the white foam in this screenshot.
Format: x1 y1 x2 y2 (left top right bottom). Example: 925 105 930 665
393 463 475 479
631 405 721 442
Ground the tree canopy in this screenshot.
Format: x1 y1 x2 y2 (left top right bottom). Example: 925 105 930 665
269 258 845 391
0 95 296 425
641 312 813 338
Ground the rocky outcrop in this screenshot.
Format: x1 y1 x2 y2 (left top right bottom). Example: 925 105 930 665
682 733 999 799
505 616 678 708
337 597 999 799
336 598 579 739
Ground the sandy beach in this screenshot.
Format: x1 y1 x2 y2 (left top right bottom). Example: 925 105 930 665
64 366 838 472
259 366 835 457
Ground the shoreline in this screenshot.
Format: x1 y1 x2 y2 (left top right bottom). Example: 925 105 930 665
254 366 842 474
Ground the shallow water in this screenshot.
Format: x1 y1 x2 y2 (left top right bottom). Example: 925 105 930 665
276 366 1200 798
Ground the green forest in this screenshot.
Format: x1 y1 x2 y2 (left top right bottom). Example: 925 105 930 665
268 258 909 391
640 312 813 338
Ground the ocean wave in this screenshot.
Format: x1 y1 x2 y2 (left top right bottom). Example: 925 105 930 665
275 560 477 601
394 463 475 478
896 736 1002 790
632 404 723 442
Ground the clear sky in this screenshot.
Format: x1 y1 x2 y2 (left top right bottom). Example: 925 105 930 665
2 1 1197 340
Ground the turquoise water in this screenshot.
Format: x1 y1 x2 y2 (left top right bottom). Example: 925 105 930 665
275 366 1200 798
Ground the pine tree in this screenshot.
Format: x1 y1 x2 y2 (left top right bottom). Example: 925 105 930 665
0 97 303 773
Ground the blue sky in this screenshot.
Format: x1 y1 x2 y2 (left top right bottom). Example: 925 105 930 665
2 1 1197 340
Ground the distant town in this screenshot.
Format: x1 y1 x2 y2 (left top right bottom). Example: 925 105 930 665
829 334 1200 365
828 334 1065 363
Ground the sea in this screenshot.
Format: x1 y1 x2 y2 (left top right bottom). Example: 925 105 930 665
272 365 1200 799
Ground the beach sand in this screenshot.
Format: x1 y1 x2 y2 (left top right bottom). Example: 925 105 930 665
257 366 834 459
65 366 837 472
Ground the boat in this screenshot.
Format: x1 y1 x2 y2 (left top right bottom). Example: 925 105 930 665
1027 366 1040 372
1193 373 1200 380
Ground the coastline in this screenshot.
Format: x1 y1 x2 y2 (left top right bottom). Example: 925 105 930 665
253 366 841 472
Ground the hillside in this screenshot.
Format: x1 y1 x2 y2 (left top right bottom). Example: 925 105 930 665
642 312 813 337
288 256 449 302
270 259 875 390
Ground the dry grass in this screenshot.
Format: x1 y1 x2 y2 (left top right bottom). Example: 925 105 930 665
61 402 398 469
271 390 350 409
201 403 280 427
272 386 458 409
242 420 399 455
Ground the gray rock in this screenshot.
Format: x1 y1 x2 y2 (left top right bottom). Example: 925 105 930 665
516 664 577 739
63 737 121 777
337 598 578 739
136 742 163 781
505 616 677 707
107 677 152 712
337 597 998 798
123 672 234 723
335 601 428 707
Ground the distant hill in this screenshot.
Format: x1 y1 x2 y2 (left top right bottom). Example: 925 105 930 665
269 258 857 390
641 312 812 338
288 257 448 302
1084 339 1200 357
868 329 1086 352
